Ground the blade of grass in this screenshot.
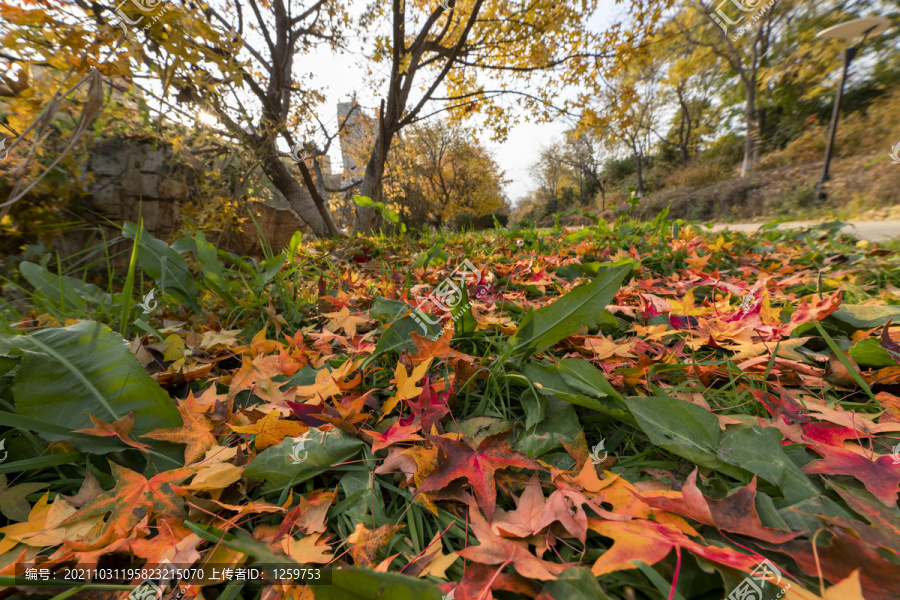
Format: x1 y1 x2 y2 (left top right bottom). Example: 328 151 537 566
120 217 142 337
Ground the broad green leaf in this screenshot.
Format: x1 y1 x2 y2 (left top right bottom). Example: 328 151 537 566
0 321 181 453
624 396 732 472
514 398 581 459
850 338 899 367
718 426 820 504
519 363 630 423
504 261 633 358
540 568 615 600
19 262 112 312
831 305 900 329
558 358 623 402
369 296 413 323
244 428 365 491
368 316 443 364
123 221 199 309
312 568 443 600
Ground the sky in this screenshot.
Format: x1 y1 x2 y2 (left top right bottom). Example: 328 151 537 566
303 1 624 204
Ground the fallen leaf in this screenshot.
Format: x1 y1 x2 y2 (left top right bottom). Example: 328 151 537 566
229 410 309 451
417 431 542 518
73 410 151 451
142 397 217 464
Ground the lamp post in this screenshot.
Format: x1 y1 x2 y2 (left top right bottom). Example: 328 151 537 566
814 17 889 201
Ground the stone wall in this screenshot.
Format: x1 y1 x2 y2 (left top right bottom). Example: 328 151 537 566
53 138 309 260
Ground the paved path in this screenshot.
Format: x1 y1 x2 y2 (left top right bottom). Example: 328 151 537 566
710 221 900 242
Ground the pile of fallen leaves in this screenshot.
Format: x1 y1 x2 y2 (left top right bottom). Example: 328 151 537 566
1 217 899 600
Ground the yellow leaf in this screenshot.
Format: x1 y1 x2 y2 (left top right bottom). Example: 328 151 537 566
382 358 433 415
229 410 308 451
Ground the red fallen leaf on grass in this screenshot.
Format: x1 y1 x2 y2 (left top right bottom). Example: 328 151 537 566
748 388 810 425
404 378 451 432
760 526 900 600
286 400 328 426
439 562 540 600
768 291 841 337
637 469 799 543
802 444 900 507
416 431 542 518
801 422 871 447
369 420 425 452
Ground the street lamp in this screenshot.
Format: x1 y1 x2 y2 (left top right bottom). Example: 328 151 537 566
815 16 890 201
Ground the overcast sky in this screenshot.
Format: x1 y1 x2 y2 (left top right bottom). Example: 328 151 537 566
304 1 624 204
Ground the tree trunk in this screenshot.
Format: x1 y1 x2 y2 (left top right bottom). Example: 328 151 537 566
740 86 757 177
356 101 395 234
634 151 644 198
261 152 328 237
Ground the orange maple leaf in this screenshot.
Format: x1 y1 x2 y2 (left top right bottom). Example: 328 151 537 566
61 463 194 551
141 397 217 464
73 410 150 451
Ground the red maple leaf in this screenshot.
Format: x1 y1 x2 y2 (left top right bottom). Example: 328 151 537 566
416 431 541 518
802 444 900 507
369 420 425 452
404 377 450 432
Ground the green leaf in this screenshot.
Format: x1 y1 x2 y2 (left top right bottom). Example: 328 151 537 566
367 316 443 365
369 296 412 323
718 426 820 504
19 262 112 312
122 221 199 309
504 261 633 358
850 338 898 367
558 358 623 402
0 321 181 453
312 568 443 600
831 305 900 329
623 396 727 471
519 361 630 423
244 428 365 492
540 568 615 600
514 398 580 459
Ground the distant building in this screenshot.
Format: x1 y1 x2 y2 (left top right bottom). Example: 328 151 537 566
337 100 375 180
